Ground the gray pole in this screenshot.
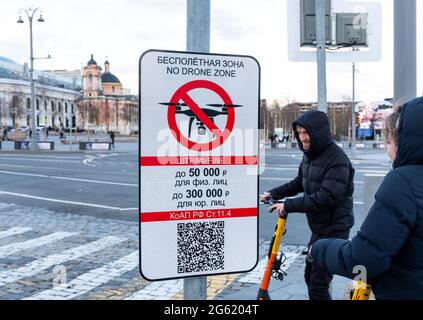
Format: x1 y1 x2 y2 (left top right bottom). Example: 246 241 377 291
18 8 43 150
351 62 357 157
29 14 39 150
186 0 210 52
394 0 416 103
184 0 210 300
316 0 327 113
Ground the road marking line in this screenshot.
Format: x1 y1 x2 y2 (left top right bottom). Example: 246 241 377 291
0 169 139 187
25 251 139 300
0 164 36 168
260 177 364 185
0 155 83 159
265 167 299 171
96 153 119 158
0 158 80 164
0 236 126 287
49 176 137 187
263 164 301 168
0 227 33 240
0 170 48 178
266 164 390 170
83 157 96 167
0 232 77 258
267 167 389 175
355 166 390 169
260 177 293 181
356 169 389 174
0 191 126 210
0 163 137 176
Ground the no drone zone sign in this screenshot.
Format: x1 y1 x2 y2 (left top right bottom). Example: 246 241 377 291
139 50 260 281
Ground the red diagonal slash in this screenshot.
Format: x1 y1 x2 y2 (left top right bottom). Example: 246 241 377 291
179 92 223 138
167 80 235 151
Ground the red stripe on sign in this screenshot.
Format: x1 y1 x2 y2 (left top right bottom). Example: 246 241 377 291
140 208 257 222
140 156 258 166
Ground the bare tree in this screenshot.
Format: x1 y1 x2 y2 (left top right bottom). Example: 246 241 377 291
131 104 139 134
100 98 111 132
0 96 6 127
105 99 112 132
38 88 48 127
10 93 25 128
76 99 89 130
115 101 120 133
121 103 135 134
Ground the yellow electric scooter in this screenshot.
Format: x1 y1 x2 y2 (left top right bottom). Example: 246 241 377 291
351 281 372 300
257 198 288 300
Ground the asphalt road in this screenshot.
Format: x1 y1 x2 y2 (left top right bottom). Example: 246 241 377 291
0 148 392 247
0 151 139 221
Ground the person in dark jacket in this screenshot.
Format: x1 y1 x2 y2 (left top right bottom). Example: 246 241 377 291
261 110 355 300
2 127 7 141
310 97 423 299
109 131 115 148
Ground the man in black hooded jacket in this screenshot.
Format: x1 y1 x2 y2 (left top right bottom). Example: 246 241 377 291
261 110 355 300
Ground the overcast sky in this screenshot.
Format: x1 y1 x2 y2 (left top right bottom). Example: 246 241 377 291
1 0 422 103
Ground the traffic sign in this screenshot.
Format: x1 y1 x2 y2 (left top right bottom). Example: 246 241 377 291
139 50 260 281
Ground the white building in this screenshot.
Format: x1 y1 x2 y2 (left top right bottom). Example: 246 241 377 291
0 56 81 130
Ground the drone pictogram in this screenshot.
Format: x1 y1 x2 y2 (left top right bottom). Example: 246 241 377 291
164 80 238 151
159 102 243 138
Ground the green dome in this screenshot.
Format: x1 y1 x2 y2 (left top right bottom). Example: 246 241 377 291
101 72 121 84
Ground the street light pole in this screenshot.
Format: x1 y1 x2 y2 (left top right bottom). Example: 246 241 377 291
351 61 357 157
18 7 45 150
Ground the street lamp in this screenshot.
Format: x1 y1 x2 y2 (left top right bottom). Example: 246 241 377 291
17 7 45 150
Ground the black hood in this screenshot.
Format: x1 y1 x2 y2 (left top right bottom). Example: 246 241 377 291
393 96 423 168
292 110 333 159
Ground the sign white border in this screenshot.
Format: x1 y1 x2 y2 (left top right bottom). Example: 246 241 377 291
139 49 261 281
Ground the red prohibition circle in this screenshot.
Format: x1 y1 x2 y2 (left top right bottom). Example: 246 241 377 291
167 80 235 151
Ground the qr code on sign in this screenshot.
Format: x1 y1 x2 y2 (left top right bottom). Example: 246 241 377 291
177 221 224 274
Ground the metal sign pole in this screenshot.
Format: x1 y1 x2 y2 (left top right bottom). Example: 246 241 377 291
394 0 416 103
316 0 327 113
184 0 210 300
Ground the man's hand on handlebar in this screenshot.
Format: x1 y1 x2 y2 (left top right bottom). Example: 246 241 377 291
269 203 287 218
260 192 271 203
259 193 288 218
